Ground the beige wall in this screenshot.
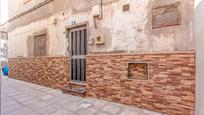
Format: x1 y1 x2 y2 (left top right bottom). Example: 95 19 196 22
8 0 195 57
9 0 47 18
195 0 204 115
0 0 1 23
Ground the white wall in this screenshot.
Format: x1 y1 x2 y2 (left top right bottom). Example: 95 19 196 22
0 0 8 24
195 0 204 115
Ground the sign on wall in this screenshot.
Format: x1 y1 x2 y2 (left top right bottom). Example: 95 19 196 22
152 2 181 28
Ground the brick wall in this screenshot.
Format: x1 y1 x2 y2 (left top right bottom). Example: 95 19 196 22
8 51 195 115
8 57 70 89
86 51 195 115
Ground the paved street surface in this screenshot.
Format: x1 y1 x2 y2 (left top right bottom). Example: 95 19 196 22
1 76 163 115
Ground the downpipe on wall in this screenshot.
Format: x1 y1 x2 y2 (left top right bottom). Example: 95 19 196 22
94 0 103 29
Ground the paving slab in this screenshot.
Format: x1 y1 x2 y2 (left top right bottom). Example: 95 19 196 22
39 94 54 101
1 77 164 115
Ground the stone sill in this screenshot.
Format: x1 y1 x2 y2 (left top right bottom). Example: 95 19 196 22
87 50 195 57
69 81 86 86
8 50 195 59
8 56 69 59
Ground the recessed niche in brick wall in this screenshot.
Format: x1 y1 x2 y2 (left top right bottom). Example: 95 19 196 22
127 62 149 80
152 2 181 28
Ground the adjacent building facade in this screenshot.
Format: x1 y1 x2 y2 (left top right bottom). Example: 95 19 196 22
8 0 197 115
0 23 8 67
194 0 204 115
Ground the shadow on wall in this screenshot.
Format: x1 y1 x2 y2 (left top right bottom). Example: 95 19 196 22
195 0 204 115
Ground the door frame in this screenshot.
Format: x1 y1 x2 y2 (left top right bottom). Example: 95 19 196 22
66 22 88 83
34 34 46 57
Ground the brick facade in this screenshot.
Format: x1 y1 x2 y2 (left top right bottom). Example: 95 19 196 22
86 52 195 115
8 51 195 115
8 57 70 89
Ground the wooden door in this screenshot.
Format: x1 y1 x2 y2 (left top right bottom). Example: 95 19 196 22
34 34 46 57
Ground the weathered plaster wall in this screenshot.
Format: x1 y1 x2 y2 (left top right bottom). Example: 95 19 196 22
8 15 67 57
9 0 50 19
8 0 55 32
195 0 204 115
152 0 194 51
8 0 195 57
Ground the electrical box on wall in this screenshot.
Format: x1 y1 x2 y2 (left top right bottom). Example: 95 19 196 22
92 5 100 17
95 34 105 45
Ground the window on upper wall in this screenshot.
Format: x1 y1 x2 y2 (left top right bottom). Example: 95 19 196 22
23 0 32 4
34 34 46 57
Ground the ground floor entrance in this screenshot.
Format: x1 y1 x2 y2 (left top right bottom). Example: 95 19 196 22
68 26 87 82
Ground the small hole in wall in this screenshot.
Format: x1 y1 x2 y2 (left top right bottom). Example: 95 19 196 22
123 4 130 12
127 63 149 80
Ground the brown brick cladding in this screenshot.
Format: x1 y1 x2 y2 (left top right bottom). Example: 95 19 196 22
8 57 70 89
86 52 195 115
8 52 195 115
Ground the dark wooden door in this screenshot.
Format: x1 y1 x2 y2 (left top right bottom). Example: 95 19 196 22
69 26 87 82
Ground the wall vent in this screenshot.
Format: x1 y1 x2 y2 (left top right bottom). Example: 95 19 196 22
127 62 149 80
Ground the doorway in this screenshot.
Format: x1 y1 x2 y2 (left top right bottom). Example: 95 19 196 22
68 26 87 82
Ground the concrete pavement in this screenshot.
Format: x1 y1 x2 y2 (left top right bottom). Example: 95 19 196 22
1 76 163 115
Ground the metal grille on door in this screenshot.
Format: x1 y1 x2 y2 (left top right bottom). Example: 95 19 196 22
69 26 87 82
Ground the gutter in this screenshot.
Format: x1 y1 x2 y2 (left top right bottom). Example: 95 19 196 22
8 0 54 22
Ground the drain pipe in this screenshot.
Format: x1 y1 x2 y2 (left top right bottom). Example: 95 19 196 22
99 0 103 20
94 0 103 29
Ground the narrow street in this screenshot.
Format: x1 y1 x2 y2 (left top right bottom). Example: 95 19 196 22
1 76 163 115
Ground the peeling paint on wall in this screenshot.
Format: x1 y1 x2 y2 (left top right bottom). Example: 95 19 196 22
153 34 175 51
8 0 194 57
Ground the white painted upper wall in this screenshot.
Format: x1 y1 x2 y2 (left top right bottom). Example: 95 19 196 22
0 0 8 24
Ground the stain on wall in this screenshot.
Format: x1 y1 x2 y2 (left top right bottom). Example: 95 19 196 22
8 0 194 57
151 0 194 51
